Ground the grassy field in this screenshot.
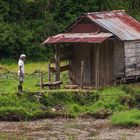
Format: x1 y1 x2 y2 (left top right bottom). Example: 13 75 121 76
0 60 140 127
0 60 68 92
0 60 50 93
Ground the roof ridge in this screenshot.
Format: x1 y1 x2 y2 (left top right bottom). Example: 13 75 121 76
85 10 126 15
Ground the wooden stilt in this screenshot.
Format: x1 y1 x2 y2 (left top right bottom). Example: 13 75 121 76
95 44 100 89
48 63 51 82
55 45 60 81
40 73 44 90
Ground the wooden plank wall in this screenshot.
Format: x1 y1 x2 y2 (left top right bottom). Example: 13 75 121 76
70 43 91 85
113 40 125 77
98 40 114 85
70 41 115 86
91 45 96 85
69 46 77 85
69 40 126 86
124 41 140 77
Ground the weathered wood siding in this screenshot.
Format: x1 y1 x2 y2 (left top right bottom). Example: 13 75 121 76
124 41 140 76
70 43 92 85
70 40 114 86
113 40 125 77
98 40 114 85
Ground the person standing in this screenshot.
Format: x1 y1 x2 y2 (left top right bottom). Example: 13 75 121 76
18 54 26 92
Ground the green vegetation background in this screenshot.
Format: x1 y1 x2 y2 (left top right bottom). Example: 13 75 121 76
1 0 140 60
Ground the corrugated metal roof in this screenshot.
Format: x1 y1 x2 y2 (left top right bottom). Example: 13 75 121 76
43 10 140 45
86 10 140 41
42 33 113 44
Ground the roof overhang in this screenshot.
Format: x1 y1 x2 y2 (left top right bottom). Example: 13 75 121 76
42 32 113 45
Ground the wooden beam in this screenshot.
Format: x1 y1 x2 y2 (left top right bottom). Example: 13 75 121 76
50 55 71 63
95 44 100 89
55 45 60 81
60 64 69 72
50 64 69 73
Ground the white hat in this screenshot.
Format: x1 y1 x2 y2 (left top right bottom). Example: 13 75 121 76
20 54 26 58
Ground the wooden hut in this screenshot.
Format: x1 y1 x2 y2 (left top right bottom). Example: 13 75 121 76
42 10 140 89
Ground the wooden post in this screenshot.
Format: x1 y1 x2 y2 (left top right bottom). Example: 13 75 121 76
81 60 84 89
48 63 51 82
55 45 60 81
40 73 44 90
95 44 100 89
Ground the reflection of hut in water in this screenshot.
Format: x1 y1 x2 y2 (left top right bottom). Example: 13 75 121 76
42 10 140 89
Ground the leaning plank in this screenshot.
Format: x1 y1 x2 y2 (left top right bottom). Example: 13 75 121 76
50 55 71 63
60 65 69 72
50 64 69 73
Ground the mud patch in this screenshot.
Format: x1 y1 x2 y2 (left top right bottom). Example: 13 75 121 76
0 119 139 140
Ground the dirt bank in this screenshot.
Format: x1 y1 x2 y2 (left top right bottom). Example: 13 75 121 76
0 119 139 140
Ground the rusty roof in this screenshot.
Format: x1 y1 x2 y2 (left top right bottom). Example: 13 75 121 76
42 10 140 45
85 10 140 41
42 33 113 44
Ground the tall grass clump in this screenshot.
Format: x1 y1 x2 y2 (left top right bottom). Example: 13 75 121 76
111 109 140 127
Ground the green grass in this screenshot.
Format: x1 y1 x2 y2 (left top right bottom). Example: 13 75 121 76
0 60 69 93
111 109 140 127
0 73 41 93
0 60 140 127
0 60 48 93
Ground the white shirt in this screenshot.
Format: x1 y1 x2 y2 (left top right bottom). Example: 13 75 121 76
18 59 24 76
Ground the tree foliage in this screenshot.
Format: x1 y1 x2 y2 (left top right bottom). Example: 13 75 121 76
0 0 140 60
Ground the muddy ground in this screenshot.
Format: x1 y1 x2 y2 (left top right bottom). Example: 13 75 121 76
0 119 139 140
